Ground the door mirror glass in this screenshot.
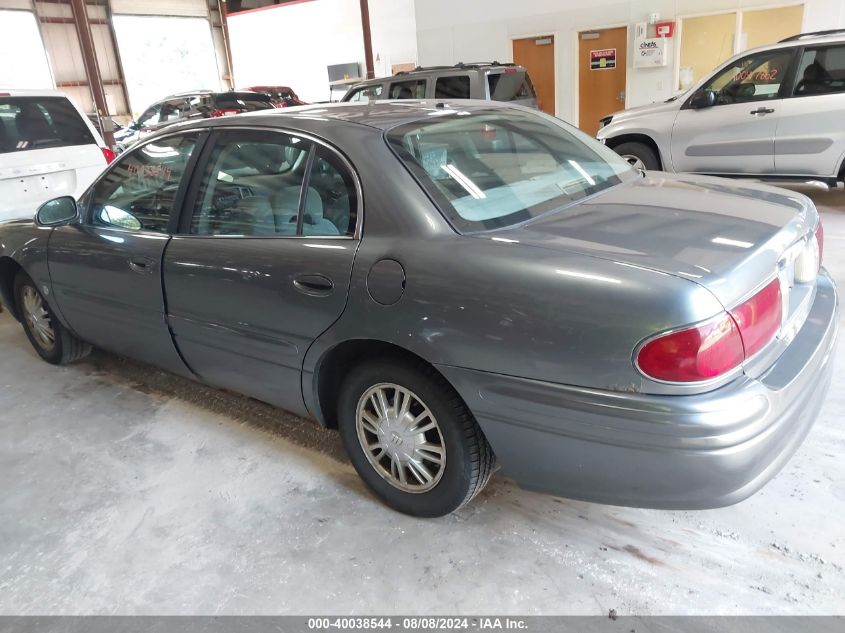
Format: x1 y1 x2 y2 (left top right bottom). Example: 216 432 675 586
689 89 716 109
97 205 142 231
36 196 77 226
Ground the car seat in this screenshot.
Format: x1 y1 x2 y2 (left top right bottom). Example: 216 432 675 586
797 61 832 95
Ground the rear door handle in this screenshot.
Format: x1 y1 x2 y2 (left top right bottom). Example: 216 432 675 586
750 107 775 115
293 274 334 296
128 257 156 274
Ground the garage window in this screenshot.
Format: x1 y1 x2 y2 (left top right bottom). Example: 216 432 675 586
435 76 471 99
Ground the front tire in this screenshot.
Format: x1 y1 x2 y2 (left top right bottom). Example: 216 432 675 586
613 141 660 171
338 359 495 517
15 271 91 365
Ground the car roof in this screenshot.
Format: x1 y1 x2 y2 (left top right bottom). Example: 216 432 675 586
0 88 71 98
166 100 526 134
740 30 845 56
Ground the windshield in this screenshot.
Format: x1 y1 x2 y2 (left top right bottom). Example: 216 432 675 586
386 108 634 232
487 71 536 102
0 96 95 153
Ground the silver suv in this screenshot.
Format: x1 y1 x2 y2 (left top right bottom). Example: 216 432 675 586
597 29 845 187
341 63 538 110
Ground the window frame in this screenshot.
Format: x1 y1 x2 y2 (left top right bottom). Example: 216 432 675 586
81 129 208 236
174 125 363 240
681 46 801 110
787 43 845 99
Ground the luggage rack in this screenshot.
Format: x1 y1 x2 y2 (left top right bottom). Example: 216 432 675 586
395 62 519 76
779 29 845 42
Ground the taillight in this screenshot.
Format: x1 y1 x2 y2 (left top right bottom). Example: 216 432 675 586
816 221 824 264
728 278 782 358
636 278 782 383
101 147 116 163
636 314 744 383
211 108 240 117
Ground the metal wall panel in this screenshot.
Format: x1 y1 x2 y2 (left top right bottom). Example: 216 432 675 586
111 0 207 17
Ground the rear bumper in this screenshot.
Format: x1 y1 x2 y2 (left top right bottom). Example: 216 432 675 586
437 271 839 509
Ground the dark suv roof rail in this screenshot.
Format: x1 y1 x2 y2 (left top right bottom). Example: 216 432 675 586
779 29 845 42
394 61 519 76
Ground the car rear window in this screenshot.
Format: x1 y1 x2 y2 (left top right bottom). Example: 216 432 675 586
0 96 95 154
214 93 274 112
387 108 633 232
487 71 536 102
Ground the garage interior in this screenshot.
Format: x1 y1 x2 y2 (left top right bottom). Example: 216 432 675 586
1 0 844 618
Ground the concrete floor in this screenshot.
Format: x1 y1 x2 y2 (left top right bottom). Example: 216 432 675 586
1 189 843 616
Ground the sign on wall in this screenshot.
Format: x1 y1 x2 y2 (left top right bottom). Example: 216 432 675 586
590 48 617 70
633 37 667 68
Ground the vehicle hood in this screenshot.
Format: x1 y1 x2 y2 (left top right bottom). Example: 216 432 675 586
603 96 683 123
480 173 815 307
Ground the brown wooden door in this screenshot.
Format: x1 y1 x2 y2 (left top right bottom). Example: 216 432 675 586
513 35 555 115
578 27 627 136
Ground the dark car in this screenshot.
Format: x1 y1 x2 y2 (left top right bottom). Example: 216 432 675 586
243 85 307 108
114 90 274 152
0 102 837 517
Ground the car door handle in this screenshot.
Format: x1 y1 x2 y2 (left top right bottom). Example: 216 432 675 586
128 257 156 274
293 274 334 296
750 107 775 115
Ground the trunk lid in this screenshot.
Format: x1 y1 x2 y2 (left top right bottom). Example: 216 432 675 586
482 173 816 309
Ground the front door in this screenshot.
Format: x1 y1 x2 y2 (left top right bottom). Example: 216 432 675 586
513 35 555 115
163 129 360 415
47 132 201 375
671 47 794 175
579 27 627 136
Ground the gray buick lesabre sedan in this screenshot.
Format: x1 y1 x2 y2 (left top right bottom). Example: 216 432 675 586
0 101 837 517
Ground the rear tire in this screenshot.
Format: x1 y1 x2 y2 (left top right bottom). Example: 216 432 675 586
338 359 495 517
613 141 660 171
15 271 91 365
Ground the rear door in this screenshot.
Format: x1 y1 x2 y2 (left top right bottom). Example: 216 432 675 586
47 131 202 375
775 43 845 178
671 47 795 174
0 95 104 221
163 128 360 414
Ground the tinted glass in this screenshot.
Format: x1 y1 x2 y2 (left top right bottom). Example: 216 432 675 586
703 49 793 104
435 76 471 99
389 80 426 99
137 105 161 128
346 85 383 103
306 146 357 236
0 96 95 154
90 134 197 234
191 133 311 236
794 45 845 96
488 71 536 101
387 109 633 232
214 92 274 113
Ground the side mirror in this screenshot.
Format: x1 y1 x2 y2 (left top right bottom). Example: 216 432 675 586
689 89 716 109
97 205 142 231
35 196 78 227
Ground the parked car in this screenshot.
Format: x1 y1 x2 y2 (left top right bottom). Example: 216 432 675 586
0 101 836 517
342 62 539 109
86 113 124 137
114 90 274 153
597 29 845 188
0 89 114 223
243 85 307 108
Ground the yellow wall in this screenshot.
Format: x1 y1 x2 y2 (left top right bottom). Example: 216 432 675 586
679 13 737 88
743 5 804 50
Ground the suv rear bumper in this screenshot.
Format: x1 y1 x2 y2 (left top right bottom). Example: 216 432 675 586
438 271 838 509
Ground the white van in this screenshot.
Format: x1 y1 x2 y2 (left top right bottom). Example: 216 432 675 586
0 89 114 222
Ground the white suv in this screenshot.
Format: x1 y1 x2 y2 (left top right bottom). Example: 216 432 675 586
0 89 113 222
597 30 845 188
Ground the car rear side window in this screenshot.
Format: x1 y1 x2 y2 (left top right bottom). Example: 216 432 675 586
346 85 383 103
435 76 471 99
487 71 536 102
389 79 426 99
793 45 845 96
0 96 95 154
89 133 197 234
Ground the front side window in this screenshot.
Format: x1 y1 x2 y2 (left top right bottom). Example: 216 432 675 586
346 85 383 103
389 79 426 100
190 132 356 237
701 49 793 104
90 133 197 233
0 96 95 154
387 109 633 232
488 71 536 102
435 76 471 99
794 45 845 96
